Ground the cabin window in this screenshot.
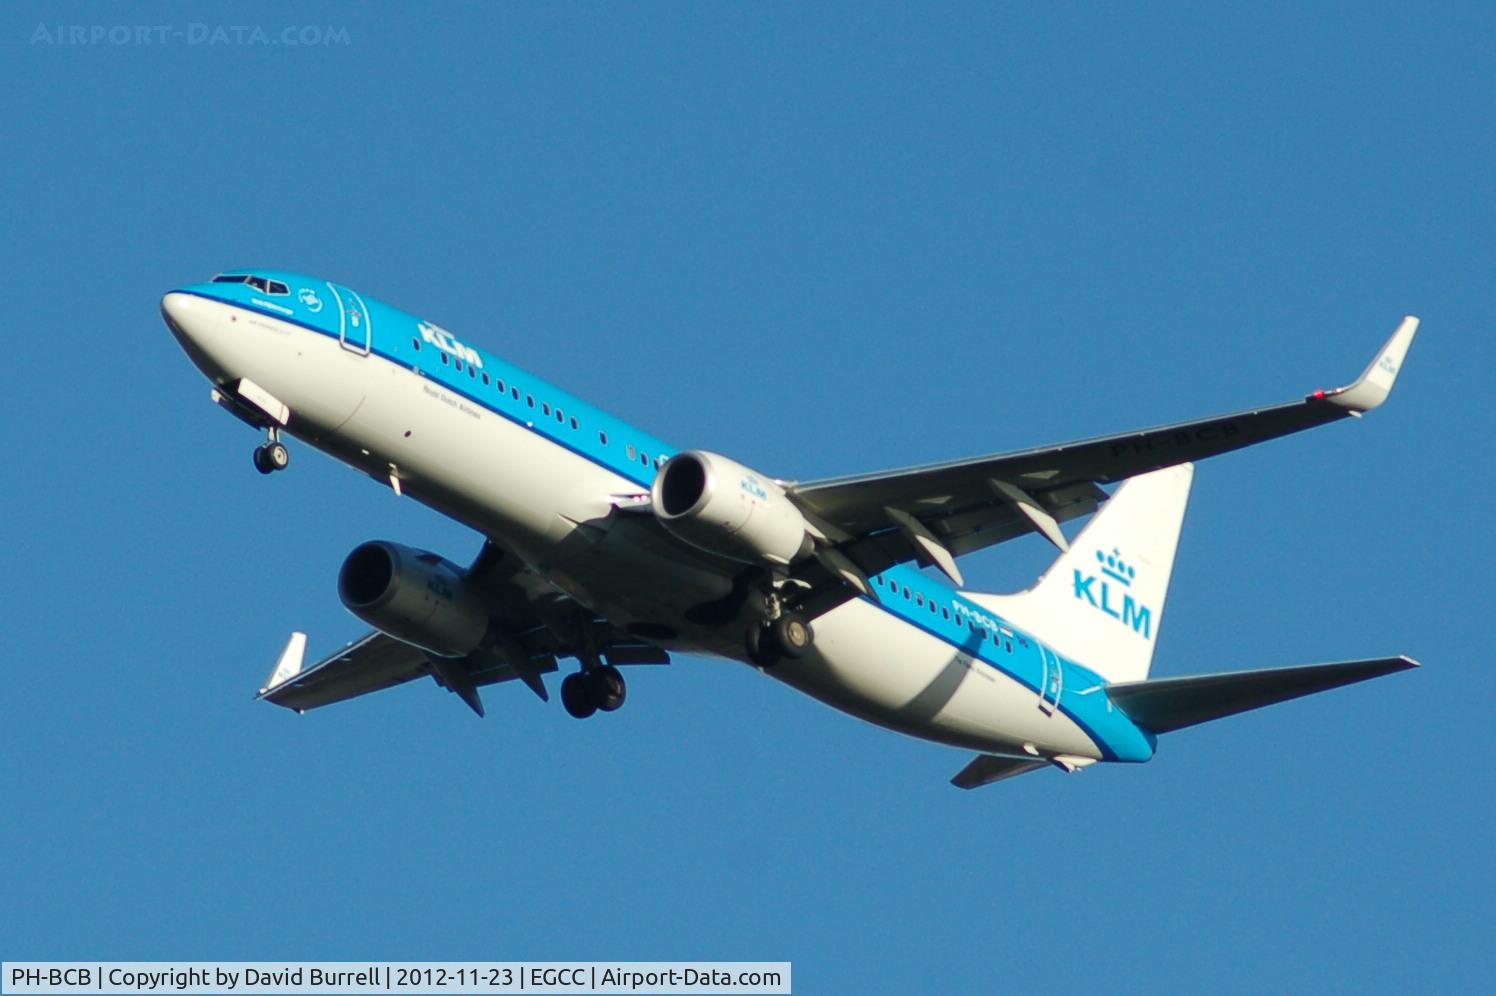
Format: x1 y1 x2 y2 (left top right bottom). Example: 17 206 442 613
1005 641 1013 653
599 431 609 446
481 372 489 385
411 338 421 351
942 607 950 620
542 402 551 416
441 353 449 365
626 444 637 460
556 410 565 424
455 359 464 372
570 417 580 430
903 586 911 600
496 379 505 393
468 365 476 378
511 386 520 400
640 452 649 466
915 593 924 607
527 395 535 408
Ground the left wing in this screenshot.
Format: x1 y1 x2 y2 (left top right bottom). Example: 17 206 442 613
257 541 668 716
784 317 1417 597
256 629 571 715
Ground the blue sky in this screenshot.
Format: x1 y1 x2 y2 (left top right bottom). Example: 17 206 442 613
1 2 1492 992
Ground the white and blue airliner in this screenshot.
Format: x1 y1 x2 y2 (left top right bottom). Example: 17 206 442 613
163 272 1419 788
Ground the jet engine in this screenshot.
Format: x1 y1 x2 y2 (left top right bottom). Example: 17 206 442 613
337 541 489 657
651 450 813 568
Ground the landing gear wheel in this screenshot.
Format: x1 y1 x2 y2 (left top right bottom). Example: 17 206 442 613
560 672 597 719
770 614 813 659
589 665 627 712
264 441 290 471
253 441 289 475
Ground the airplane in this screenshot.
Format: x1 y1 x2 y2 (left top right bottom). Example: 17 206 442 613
162 271 1420 789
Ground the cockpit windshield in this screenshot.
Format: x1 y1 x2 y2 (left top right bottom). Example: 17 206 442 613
212 273 290 295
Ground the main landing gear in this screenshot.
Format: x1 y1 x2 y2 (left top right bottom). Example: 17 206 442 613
252 427 290 475
747 612 814 668
560 664 627 719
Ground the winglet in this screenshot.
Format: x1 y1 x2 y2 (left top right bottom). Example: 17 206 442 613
261 632 307 695
1316 316 1419 413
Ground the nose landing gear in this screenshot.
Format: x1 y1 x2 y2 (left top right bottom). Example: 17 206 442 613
252 428 290 475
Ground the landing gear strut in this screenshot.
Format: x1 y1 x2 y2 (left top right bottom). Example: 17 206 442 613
560 664 627 719
252 427 289 475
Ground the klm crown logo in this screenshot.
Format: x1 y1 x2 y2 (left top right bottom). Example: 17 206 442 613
1073 547 1153 638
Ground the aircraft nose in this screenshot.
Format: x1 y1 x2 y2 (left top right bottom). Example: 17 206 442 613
161 291 195 336
161 290 224 376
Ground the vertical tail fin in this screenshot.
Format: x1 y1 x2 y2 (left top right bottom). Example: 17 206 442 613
966 463 1193 683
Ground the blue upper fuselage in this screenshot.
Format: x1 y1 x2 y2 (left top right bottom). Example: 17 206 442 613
173 269 680 484
172 269 1157 762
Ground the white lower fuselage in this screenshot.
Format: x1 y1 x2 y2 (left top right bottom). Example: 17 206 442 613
166 291 1129 764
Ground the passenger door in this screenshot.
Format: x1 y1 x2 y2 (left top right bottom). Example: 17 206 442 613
329 283 372 355
1038 646 1063 715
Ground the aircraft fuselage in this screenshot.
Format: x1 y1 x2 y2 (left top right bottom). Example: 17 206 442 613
162 274 1154 767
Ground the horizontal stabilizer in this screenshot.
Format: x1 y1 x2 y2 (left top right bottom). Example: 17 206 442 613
1106 656 1418 734
951 754 1050 789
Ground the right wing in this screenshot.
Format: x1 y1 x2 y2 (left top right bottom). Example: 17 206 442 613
782 317 1418 601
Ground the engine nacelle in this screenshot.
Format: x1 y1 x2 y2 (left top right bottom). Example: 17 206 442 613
337 541 489 658
651 450 813 568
